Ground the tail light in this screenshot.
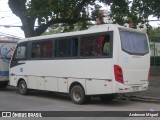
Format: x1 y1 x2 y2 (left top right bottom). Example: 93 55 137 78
148 68 150 81
114 65 124 84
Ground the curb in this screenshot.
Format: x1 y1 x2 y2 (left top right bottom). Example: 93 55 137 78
128 96 160 103
116 94 160 103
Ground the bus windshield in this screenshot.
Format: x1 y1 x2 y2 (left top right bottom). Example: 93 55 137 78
119 29 149 55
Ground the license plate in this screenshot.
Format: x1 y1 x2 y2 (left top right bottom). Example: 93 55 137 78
132 86 139 91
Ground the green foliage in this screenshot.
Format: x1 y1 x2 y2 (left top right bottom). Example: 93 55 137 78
8 0 160 37
103 0 151 27
8 0 99 37
43 21 94 35
148 28 160 37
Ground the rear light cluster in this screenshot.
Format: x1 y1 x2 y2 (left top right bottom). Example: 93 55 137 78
114 65 124 84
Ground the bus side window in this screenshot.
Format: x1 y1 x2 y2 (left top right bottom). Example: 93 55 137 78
80 38 90 56
81 35 102 57
55 38 78 57
14 43 26 59
80 34 111 57
31 40 53 58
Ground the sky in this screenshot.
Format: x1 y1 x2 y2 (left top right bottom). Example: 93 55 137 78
0 0 160 38
0 0 24 38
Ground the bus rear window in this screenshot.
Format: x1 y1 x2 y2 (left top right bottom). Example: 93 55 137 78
119 30 149 55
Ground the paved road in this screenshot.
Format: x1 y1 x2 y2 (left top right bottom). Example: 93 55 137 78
0 87 159 120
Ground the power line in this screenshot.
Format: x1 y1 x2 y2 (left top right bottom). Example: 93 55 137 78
8 22 22 25
0 25 39 28
0 25 22 28
0 10 12 12
148 20 160 22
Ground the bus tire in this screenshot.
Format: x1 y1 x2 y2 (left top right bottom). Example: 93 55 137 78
70 85 86 104
18 80 28 95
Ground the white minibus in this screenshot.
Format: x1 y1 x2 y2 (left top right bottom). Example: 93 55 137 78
0 40 17 88
9 24 150 104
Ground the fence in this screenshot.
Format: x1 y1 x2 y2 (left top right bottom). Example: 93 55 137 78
150 37 160 76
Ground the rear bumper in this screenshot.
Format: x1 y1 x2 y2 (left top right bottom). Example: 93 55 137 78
113 82 149 93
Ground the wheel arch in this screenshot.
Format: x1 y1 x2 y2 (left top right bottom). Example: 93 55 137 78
69 82 85 94
17 78 26 87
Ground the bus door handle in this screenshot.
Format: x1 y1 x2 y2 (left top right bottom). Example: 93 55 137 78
10 73 15 76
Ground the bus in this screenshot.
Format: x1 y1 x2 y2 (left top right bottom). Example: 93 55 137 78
0 40 17 88
9 24 150 104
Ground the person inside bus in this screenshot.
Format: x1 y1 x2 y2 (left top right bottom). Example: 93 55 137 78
103 35 110 55
95 35 104 56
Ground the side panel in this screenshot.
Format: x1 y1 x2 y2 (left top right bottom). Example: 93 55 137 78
58 78 68 93
24 58 113 94
9 63 27 86
45 77 58 91
37 77 45 90
28 76 37 89
9 74 17 86
86 79 113 95
0 42 16 82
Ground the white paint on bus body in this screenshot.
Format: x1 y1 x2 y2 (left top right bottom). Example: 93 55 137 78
9 24 150 97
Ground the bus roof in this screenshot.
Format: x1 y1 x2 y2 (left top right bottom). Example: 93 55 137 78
20 24 146 42
0 39 18 43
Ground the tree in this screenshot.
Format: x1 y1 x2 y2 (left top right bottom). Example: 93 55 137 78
9 0 160 37
103 0 160 28
102 0 148 28
148 27 160 37
8 0 100 37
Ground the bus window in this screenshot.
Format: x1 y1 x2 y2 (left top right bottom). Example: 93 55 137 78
55 38 78 57
80 34 111 57
31 40 53 58
14 43 26 59
119 30 149 55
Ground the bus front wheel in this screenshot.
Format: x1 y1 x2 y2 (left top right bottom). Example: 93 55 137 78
18 80 28 95
70 85 86 104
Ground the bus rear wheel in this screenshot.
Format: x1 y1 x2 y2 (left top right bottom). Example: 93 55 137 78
18 80 28 95
70 85 86 104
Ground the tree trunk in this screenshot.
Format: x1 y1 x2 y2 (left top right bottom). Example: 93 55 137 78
20 17 35 37
8 0 36 38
